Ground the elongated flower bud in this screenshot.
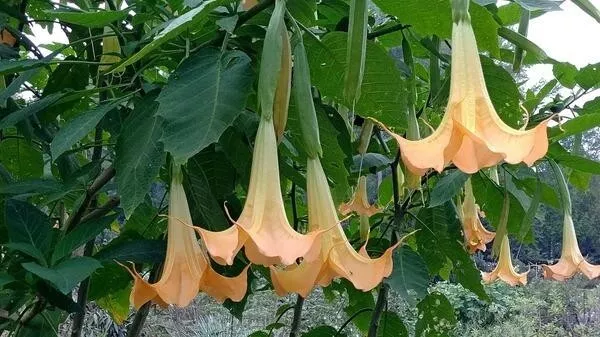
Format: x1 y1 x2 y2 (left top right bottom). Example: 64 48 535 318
344 0 368 106
357 120 374 155
100 27 122 72
273 28 292 143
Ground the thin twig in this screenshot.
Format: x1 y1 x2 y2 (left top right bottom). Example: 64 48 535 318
367 23 410 40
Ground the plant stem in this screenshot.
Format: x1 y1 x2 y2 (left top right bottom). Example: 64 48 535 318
335 308 373 336
289 295 305 337
367 23 409 40
367 283 389 337
69 241 94 337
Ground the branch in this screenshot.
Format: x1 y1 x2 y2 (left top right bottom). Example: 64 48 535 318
126 264 161 337
367 283 389 337
65 165 116 231
289 295 305 337
80 197 120 224
335 308 373 336
237 0 275 27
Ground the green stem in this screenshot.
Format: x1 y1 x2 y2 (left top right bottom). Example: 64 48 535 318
367 283 389 337
549 159 572 215
451 0 470 23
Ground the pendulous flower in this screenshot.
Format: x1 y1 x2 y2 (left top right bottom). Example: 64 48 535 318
542 211 600 281
121 169 248 309
481 234 528 286
339 175 381 217
378 2 547 176
270 158 401 297
196 117 323 266
458 178 495 253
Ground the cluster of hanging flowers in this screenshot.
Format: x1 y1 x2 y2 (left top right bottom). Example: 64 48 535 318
118 0 597 311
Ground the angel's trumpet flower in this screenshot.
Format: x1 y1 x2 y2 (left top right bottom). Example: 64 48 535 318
378 2 547 176
270 158 401 297
0 29 16 47
481 234 528 286
542 212 600 281
241 0 258 10
121 170 248 309
196 118 323 266
339 176 381 217
459 178 495 253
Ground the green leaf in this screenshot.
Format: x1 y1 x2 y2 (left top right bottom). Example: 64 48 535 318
0 179 68 196
377 311 408 337
116 94 165 218
0 93 63 128
112 0 226 72
481 56 523 128
429 170 469 208
123 196 166 239
288 0 317 27
553 62 578 89
0 138 43 179
3 242 47 265
575 62 600 90
184 146 235 231
572 0 600 24
372 0 500 55
548 142 600 174
351 153 392 173
94 238 166 264
0 59 49 76
43 10 127 27
471 172 527 235
5 199 52 257
416 205 488 300
0 273 15 288
415 292 457 337
96 286 131 324
22 257 102 294
51 100 122 159
549 113 600 141
304 32 407 132
388 246 429 304
569 169 592 191
51 214 117 264
302 326 345 337
88 264 132 301
342 279 374 333
498 27 551 63
157 48 253 164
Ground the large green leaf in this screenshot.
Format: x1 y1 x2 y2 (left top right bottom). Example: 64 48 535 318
377 311 408 337
548 143 600 174
112 0 226 72
429 170 469 207
116 94 165 218
51 214 117 264
372 0 500 55
157 48 253 164
553 62 578 89
0 93 63 128
184 146 235 231
304 32 407 132
471 172 527 235
0 59 50 76
481 56 523 128
51 100 122 159
342 279 374 333
0 179 68 196
575 62 600 90
42 10 127 27
94 238 166 264
549 113 600 141
415 292 457 337
5 199 52 257
388 246 429 304
497 27 551 63
0 138 43 179
22 257 102 294
416 205 488 300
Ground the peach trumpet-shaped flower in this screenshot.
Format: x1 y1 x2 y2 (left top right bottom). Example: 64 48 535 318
458 178 495 253
481 235 528 286
378 13 547 176
120 171 248 309
339 175 381 217
196 117 323 267
542 212 600 281
270 158 402 297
